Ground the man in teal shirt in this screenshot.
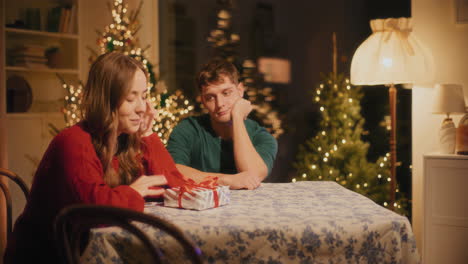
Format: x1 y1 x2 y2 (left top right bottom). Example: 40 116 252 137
167 60 278 190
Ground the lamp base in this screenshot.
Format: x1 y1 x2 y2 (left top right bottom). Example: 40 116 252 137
439 118 456 154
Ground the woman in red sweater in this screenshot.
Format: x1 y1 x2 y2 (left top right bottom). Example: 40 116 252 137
4 52 188 263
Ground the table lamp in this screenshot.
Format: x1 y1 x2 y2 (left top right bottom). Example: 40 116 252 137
432 84 466 154
350 17 433 209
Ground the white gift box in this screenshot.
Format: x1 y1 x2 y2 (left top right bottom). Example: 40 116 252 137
164 185 230 210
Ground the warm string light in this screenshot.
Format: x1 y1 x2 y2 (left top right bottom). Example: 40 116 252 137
153 89 194 145
85 0 194 144
58 0 194 146
292 75 401 211
57 75 83 128
241 62 283 138
241 55 283 138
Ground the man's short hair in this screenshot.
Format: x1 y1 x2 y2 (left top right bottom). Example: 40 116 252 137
196 59 239 92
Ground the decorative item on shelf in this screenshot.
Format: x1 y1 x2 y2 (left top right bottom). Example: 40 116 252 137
5 20 27 29
456 113 468 155
350 17 434 210
456 86 468 155
45 47 62 68
6 75 33 113
432 83 466 154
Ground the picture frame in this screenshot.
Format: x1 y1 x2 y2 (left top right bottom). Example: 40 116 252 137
455 0 468 24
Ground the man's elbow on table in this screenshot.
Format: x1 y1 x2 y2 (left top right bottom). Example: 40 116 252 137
245 161 269 182
253 166 268 183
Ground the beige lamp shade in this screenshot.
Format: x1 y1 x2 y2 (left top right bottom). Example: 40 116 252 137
350 17 434 86
432 84 466 114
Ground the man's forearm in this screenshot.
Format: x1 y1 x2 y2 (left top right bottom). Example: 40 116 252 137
231 117 268 181
176 164 260 190
175 164 226 183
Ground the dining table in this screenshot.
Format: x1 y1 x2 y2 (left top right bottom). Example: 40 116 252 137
81 181 420 263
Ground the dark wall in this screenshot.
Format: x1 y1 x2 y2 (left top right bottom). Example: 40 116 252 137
266 0 370 182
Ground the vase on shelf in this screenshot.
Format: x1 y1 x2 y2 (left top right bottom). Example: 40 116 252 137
456 112 468 155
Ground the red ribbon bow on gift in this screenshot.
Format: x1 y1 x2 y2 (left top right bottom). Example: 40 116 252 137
177 176 220 209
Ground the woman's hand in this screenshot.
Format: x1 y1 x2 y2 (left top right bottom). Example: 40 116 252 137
130 175 167 197
140 99 158 137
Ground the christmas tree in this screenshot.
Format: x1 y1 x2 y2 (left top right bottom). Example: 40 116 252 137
64 0 194 144
241 60 283 138
293 34 407 214
207 0 240 64
57 74 83 128
207 0 283 138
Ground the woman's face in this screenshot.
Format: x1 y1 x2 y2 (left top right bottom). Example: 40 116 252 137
117 69 148 135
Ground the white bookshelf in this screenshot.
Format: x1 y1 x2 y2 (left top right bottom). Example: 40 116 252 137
0 0 82 223
5 65 79 74
5 27 79 39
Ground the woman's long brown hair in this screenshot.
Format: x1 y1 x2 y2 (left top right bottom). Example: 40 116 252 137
82 52 148 187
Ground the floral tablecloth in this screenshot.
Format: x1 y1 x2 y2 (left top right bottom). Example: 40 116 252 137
81 181 420 264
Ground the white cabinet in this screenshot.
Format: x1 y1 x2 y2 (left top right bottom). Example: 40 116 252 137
423 154 468 264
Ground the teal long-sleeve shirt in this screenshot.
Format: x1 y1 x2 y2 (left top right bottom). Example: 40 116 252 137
166 114 278 176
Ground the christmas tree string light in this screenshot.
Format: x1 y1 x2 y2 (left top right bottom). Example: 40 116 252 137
95 0 194 144
293 34 407 214
63 0 194 144
294 75 406 213
56 74 83 128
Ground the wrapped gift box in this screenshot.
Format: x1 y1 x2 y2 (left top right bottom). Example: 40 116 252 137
164 185 230 210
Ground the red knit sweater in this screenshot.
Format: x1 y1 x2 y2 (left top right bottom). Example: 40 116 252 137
4 123 185 263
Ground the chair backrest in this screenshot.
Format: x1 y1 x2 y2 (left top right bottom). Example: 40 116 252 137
0 168 30 236
54 204 204 264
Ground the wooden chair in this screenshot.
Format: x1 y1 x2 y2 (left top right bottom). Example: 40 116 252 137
0 168 30 237
54 204 204 264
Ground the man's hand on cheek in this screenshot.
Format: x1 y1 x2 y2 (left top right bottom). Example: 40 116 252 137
231 98 252 121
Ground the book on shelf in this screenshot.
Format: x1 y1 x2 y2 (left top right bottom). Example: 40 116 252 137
11 51 45 57
13 57 48 63
67 5 77 34
9 44 48 68
12 44 47 57
58 7 68 33
47 4 76 33
47 6 62 32
12 61 49 69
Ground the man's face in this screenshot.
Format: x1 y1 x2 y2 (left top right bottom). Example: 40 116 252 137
201 76 244 124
